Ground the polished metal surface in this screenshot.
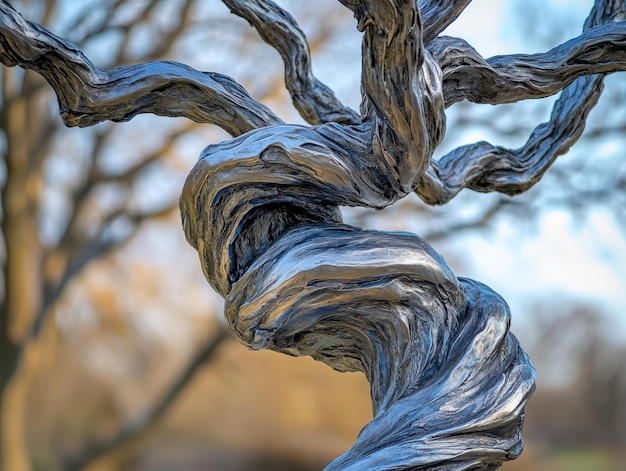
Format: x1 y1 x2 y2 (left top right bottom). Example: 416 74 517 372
3 0 626 468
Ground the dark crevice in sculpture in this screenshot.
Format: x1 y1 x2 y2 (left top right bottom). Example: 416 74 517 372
229 202 343 286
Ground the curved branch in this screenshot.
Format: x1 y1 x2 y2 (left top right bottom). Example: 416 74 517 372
223 0 360 125
353 0 446 194
419 0 473 44
417 75 604 204
433 21 626 107
417 0 626 205
0 2 282 136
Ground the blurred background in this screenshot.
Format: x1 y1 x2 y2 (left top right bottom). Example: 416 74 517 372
0 0 624 470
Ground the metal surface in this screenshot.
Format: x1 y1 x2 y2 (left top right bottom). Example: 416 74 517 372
3 0 626 468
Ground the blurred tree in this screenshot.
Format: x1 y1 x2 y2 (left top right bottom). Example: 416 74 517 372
0 2 208 469
522 303 626 451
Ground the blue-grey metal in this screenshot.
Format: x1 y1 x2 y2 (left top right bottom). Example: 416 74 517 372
3 0 626 468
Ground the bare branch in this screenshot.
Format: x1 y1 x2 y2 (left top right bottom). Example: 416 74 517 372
421 197 525 241
67 0 165 62
223 0 360 125
127 199 180 226
111 2 161 66
141 0 196 63
419 0 473 44
417 75 604 205
64 327 230 471
93 122 197 186
36 237 119 336
30 115 59 170
39 0 57 29
64 0 132 43
433 22 626 107
417 0 626 205
37 194 179 339
56 121 195 259
55 124 115 252
0 2 282 135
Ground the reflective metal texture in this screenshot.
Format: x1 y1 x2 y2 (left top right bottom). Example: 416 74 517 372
3 0 626 468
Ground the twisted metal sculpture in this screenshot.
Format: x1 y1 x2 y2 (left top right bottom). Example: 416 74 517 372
2 0 626 468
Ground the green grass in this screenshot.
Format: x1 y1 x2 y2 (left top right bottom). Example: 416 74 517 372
550 448 618 471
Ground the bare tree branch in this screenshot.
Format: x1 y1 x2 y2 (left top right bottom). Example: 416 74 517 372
55 124 115 253
223 0 360 125
417 0 626 205
55 120 195 264
39 195 181 335
64 326 230 471
0 2 282 135
110 2 161 67
419 0 473 44
64 0 131 43
67 0 166 63
433 22 626 107
92 122 197 187
36 238 118 337
421 197 525 241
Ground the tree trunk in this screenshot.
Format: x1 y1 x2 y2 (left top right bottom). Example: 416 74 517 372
0 92 45 471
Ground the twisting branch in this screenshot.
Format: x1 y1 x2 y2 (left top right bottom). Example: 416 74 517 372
419 0 473 44
223 0 360 125
434 22 626 107
355 0 446 194
0 1 282 135
418 75 603 204
417 0 626 205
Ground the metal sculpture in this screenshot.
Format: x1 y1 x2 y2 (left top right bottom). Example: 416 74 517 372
2 0 626 468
